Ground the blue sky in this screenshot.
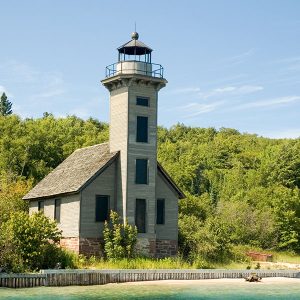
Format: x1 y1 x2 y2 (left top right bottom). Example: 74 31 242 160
0 0 299 138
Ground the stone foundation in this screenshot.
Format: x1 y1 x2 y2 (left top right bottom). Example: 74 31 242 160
61 237 177 258
136 238 178 257
60 237 80 253
156 239 177 258
60 237 103 257
79 238 103 257
135 238 156 257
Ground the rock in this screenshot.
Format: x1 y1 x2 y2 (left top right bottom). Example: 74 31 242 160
245 273 262 282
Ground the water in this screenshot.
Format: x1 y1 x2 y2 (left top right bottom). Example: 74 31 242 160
0 278 299 299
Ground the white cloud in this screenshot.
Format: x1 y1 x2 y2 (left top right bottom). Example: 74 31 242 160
0 85 6 95
169 87 201 94
68 108 90 119
31 88 65 99
0 85 14 98
199 85 263 99
179 101 224 118
0 60 66 102
261 128 300 139
0 60 39 83
222 49 256 65
272 56 300 73
238 96 300 109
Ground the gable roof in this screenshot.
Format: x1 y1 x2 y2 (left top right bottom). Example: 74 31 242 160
157 162 185 199
23 143 118 200
23 142 185 200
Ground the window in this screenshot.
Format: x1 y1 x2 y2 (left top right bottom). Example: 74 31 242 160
136 116 148 143
38 201 44 212
156 199 165 225
135 159 148 184
95 195 110 222
54 199 61 223
136 97 149 107
135 199 146 233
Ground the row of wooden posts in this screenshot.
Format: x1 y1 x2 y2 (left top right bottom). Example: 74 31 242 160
0 269 299 288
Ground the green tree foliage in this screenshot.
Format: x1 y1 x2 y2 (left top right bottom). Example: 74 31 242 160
0 212 62 272
0 173 31 225
103 211 137 260
158 124 300 255
0 93 12 116
0 114 109 181
0 116 300 265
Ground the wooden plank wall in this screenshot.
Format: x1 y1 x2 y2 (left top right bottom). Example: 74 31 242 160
0 273 46 288
1 269 299 288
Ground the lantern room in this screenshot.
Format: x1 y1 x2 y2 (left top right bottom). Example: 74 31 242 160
105 32 164 78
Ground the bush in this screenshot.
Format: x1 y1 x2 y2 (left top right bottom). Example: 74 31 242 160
103 211 137 260
179 214 232 263
0 211 62 272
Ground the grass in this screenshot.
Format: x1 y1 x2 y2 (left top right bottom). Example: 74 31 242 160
272 251 300 264
78 257 195 270
66 246 300 271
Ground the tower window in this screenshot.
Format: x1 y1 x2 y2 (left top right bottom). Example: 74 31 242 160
54 199 61 223
95 195 110 222
135 159 148 184
136 97 149 107
135 198 146 233
38 201 44 212
136 116 148 143
156 199 165 225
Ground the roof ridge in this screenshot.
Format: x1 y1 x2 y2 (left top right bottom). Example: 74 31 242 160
74 142 109 152
23 141 117 200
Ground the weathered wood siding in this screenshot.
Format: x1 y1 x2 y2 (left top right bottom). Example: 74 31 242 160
127 82 158 242
29 200 38 213
59 194 80 237
155 171 178 241
107 79 162 245
29 194 80 238
80 162 116 238
109 87 128 221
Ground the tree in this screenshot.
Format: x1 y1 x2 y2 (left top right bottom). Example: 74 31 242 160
0 93 12 116
0 173 31 225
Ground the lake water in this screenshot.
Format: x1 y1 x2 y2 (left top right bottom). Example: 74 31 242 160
0 278 299 299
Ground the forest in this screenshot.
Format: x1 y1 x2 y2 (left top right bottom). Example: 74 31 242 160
0 113 300 270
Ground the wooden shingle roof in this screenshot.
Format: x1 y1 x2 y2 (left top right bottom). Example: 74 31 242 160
23 143 118 200
23 142 185 201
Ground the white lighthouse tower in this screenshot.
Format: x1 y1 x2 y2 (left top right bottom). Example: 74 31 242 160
102 32 182 256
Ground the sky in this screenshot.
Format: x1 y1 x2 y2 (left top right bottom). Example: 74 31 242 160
0 0 299 138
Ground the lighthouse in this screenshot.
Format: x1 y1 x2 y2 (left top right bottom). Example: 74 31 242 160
102 32 182 256
25 32 183 258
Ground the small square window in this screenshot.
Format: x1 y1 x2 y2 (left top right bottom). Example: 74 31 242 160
135 159 148 184
95 195 110 222
136 97 149 107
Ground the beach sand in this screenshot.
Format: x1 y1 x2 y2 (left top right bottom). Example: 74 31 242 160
123 277 300 286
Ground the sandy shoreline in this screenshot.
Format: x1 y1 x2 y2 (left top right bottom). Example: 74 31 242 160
122 277 300 286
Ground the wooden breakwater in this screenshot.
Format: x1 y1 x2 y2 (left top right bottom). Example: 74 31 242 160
0 269 299 288
0 273 46 288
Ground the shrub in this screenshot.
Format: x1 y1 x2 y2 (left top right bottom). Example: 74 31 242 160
103 211 137 260
179 214 232 263
0 211 62 272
